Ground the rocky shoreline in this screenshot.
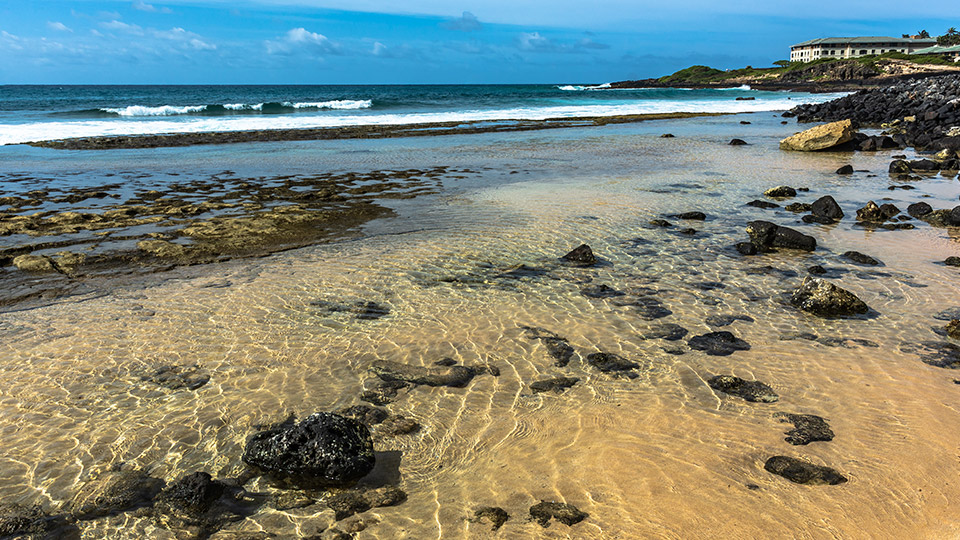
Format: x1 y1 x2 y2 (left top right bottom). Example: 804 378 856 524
23 112 723 151
788 73 960 151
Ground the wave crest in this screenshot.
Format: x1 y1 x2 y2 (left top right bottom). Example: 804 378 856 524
76 100 374 118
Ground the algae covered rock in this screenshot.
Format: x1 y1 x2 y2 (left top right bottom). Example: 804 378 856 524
12 254 56 273
790 277 870 318
708 375 779 402
779 119 855 151
529 501 588 527
242 412 375 488
764 456 847 485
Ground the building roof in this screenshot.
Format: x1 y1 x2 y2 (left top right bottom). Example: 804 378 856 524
911 45 960 55
791 36 937 48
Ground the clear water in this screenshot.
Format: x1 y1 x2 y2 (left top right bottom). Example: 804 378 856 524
2 114 960 538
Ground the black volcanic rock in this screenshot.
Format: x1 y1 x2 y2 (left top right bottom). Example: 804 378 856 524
764 456 847 485
561 244 597 265
707 375 778 402
242 413 375 488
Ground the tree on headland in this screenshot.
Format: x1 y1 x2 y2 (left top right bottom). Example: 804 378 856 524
773 60 791 67
938 27 960 46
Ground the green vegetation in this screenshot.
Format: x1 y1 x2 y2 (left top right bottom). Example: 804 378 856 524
937 27 960 46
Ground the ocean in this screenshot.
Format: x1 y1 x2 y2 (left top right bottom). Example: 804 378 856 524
3 84 960 538
0 84 843 145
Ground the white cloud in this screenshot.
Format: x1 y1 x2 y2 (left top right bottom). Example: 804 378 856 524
266 28 342 55
133 1 173 14
47 22 73 33
441 11 482 32
100 20 144 35
152 27 217 50
516 32 555 52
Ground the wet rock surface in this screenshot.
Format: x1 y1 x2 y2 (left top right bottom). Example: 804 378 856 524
0 167 470 309
790 277 870 318
561 244 597 266
763 186 797 198
0 504 73 538
764 456 848 485
811 196 844 220
242 413 376 488
900 341 960 368
746 221 816 252
529 501 588 527
688 331 751 356
775 413 835 445
842 251 882 266
705 314 754 327
708 375 778 403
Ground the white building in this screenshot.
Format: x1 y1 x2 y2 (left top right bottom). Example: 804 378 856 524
790 36 937 62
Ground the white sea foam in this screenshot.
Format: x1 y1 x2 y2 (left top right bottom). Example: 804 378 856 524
102 105 208 117
1 94 846 146
287 100 372 109
557 83 613 91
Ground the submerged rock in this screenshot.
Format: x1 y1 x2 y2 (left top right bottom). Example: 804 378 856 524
708 375 778 403
836 164 854 174
370 359 476 387
142 364 210 391
154 471 257 539
561 244 597 265
746 200 779 209
312 300 391 321
620 296 673 320
779 119 855 152
360 380 408 406
580 284 625 298
763 456 847 485
0 504 71 538
69 469 165 520
242 413 375 488
746 221 816 252
529 501 588 527
729 138 748 146
674 211 706 220
530 377 580 394
472 506 510 531
520 326 576 367
586 352 639 375
901 341 960 368
842 251 881 266
638 323 688 341
790 277 870 318
946 257 960 267
689 332 751 356
775 413 835 445
326 486 407 521
705 314 754 327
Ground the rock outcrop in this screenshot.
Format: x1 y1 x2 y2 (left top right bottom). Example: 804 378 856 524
779 120 855 151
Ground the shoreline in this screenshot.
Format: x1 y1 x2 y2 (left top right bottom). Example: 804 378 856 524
24 112 730 150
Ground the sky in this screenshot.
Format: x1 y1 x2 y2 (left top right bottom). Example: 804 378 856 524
0 0 955 84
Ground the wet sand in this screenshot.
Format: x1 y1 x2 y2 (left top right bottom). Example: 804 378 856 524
2 115 960 538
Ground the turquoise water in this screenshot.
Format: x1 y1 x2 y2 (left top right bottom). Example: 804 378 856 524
0 84 842 145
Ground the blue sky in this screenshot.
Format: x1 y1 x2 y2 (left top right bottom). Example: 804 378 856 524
0 1 955 84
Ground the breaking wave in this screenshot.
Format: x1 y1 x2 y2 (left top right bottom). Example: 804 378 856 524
55 100 374 118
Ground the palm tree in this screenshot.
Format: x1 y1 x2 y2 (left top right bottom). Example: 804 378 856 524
918 30 931 38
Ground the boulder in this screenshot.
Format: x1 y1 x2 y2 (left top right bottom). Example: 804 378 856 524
811 196 844 220
561 244 596 265
764 186 797 198
945 256 960 267
746 221 817 252
763 456 847 485
746 200 779 209
242 413 375 488
707 375 778 402
790 277 870 318
729 139 748 146
674 211 706 220
326 486 406 521
889 160 912 174
836 165 854 175
856 201 885 222
779 120 855 151
907 202 933 218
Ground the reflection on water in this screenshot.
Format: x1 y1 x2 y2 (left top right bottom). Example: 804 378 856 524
3 116 960 538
